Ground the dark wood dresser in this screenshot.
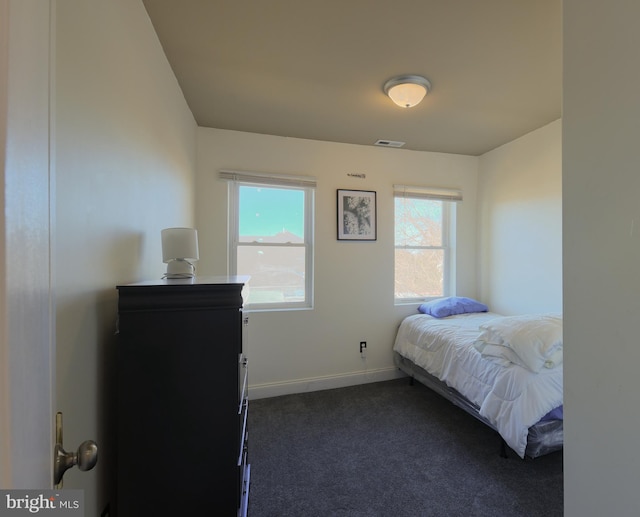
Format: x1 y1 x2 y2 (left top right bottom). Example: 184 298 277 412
115 276 250 516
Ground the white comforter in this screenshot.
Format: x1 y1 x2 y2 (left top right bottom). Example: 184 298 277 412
393 312 563 458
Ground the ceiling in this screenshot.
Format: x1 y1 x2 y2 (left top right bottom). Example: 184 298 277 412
142 0 561 156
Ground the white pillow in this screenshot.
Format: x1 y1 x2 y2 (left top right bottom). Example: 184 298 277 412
475 314 563 372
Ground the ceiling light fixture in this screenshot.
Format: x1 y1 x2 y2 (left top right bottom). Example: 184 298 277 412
383 75 432 108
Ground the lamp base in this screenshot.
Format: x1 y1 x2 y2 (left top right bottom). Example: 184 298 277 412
164 259 195 279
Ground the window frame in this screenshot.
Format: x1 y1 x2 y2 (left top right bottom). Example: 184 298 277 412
393 185 461 304
223 170 315 311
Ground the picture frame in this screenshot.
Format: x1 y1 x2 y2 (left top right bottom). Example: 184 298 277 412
337 189 377 241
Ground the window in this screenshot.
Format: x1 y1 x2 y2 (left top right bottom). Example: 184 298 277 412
394 185 461 302
222 170 315 310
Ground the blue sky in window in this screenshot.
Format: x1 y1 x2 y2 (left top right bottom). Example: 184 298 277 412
239 186 304 238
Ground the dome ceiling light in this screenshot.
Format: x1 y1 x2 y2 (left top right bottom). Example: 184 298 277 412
383 75 432 108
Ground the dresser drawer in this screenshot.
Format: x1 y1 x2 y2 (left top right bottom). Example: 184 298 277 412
238 355 248 412
238 456 250 517
237 398 250 516
238 398 248 464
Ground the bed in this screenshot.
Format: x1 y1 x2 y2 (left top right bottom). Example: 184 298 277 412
392 298 563 459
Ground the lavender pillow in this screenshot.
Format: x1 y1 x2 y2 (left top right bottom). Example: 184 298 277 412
418 296 488 318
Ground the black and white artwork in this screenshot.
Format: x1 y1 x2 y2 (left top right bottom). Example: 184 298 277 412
337 189 377 241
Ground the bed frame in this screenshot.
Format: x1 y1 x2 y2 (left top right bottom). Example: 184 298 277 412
394 351 563 459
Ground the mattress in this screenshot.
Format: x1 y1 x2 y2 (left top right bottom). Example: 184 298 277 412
392 312 563 458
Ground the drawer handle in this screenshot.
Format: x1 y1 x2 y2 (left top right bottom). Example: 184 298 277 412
239 359 248 413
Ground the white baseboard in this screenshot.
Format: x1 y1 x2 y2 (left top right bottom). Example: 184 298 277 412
248 366 407 400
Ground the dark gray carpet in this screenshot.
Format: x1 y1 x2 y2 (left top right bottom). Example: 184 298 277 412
247 378 563 517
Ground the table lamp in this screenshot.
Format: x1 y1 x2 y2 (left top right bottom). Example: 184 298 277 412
161 227 199 279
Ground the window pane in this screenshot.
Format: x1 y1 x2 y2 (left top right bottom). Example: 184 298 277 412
395 197 442 246
239 186 304 243
237 245 305 304
395 248 444 299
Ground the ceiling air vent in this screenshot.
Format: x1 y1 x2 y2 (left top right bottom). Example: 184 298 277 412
374 139 405 148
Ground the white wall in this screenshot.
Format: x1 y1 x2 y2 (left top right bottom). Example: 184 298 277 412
195 128 479 398
563 1 640 515
55 0 196 513
477 120 562 315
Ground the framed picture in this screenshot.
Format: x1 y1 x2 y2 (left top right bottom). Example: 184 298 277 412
337 189 377 241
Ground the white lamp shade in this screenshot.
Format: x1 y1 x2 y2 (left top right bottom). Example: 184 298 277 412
387 83 427 108
161 227 199 263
